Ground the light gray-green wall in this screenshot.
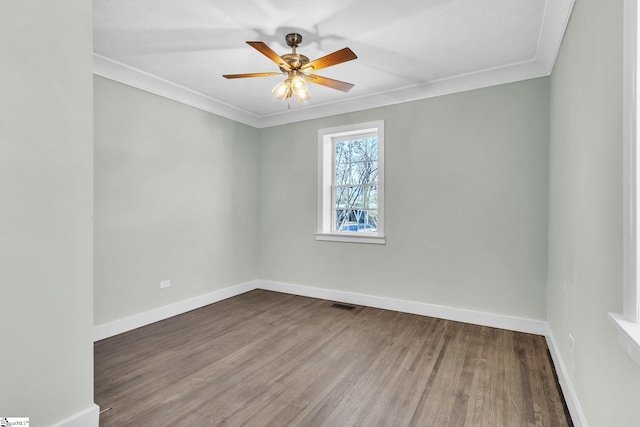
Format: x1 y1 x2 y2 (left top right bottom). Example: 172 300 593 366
91 2 640 424
259 78 550 320
548 0 640 425
0 0 95 425
94 76 260 325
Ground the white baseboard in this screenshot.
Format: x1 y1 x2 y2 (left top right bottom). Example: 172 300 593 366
93 280 257 341
545 332 588 427
51 404 99 427
257 279 548 335
94 278 547 341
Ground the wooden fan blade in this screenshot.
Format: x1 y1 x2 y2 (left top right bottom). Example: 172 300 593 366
302 47 357 72
306 74 355 92
247 41 291 71
223 72 282 79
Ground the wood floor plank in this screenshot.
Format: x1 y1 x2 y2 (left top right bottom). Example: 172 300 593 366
95 290 572 427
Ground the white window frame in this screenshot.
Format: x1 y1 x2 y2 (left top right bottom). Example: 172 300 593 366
610 0 640 367
316 120 385 244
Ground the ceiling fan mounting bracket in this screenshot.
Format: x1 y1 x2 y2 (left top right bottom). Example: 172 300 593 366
285 33 303 48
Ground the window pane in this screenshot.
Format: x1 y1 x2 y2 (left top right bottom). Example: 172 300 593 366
335 161 350 185
353 161 374 185
363 210 376 232
335 140 349 163
335 187 348 208
353 162 374 185
347 165 358 184
352 139 367 163
365 186 378 209
352 187 365 210
367 210 378 231
336 209 348 231
367 137 378 161
336 209 356 232
368 161 378 185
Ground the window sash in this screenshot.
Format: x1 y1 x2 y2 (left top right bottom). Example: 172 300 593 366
331 136 378 233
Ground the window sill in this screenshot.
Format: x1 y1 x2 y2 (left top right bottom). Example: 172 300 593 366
315 232 386 245
609 312 640 367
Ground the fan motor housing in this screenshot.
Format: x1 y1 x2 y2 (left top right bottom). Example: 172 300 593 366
280 53 309 71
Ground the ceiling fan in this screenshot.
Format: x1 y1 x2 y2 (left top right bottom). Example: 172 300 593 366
223 33 357 104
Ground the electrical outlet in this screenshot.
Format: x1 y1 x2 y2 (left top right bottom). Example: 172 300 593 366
568 334 575 352
160 280 171 289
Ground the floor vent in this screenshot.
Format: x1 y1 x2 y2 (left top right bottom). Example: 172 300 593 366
331 303 356 311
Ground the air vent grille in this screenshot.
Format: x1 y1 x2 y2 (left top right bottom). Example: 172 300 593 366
331 303 356 311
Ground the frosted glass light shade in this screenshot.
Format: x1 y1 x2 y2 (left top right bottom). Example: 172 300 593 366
272 74 311 103
295 86 311 103
290 75 307 95
272 80 291 101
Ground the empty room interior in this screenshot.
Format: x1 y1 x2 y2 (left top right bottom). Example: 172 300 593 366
3 0 640 426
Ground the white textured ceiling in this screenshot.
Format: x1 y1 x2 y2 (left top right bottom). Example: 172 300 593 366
93 0 575 128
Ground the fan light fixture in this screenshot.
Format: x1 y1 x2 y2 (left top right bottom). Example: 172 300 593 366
272 72 312 103
223 33 357 107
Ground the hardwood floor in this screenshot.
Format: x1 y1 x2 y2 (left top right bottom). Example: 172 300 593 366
94 290 572 426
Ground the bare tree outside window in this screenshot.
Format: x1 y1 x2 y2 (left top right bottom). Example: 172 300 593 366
334 135 378 233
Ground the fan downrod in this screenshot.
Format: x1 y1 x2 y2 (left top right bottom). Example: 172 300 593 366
280 33 308 71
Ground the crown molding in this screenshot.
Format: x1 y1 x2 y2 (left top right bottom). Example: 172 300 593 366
93 54 263 128
93 0 574 129
536 0 576 73
258 59 550 128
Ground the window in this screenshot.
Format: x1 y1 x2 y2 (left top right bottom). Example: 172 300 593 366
610 0 640 367
317 120 385 244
